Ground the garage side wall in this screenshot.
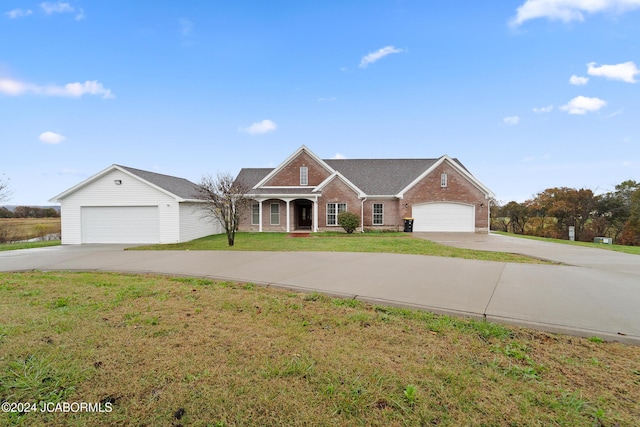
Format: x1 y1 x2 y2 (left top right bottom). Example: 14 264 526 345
401 162 490 232
59 169 178 244
179 203 223 242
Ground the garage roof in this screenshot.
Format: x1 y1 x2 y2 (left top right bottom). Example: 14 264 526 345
49 164 203 202
118 166 201 200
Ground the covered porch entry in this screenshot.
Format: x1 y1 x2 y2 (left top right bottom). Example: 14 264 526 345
254 196 319 232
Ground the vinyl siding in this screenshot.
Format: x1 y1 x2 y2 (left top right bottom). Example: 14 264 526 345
59 169 178 244
179 202 222 241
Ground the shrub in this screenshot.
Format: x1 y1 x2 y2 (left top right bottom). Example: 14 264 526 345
337 211 360 234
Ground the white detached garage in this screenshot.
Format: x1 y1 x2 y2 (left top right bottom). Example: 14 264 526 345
50 165 222 244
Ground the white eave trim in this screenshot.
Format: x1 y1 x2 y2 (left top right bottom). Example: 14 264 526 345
49 164 184 202
246 193 320 199
259 185 315 189
252 145 336 189
395 155 496 199
362 195 398 199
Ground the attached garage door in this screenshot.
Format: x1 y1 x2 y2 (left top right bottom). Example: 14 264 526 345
412 203 474 232
81 206 160 243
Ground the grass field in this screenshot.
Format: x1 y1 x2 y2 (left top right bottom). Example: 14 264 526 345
1 272 639 426
133 232 551 264
0 218 61 244
492 231 640 255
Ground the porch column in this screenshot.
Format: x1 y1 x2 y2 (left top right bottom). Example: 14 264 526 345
313 196 319 232
285 199 291 232
258 200 263 232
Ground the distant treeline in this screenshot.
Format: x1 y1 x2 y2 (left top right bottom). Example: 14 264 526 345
0 206 61 218
491 180 640 246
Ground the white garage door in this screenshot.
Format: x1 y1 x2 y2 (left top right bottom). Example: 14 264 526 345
82 206 160 243
412 203 474 232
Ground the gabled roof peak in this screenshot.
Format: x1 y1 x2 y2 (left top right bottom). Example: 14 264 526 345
50 164 202 202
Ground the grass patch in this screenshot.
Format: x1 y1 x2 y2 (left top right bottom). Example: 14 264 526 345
493 231 640 255
0 240 61 252
1 271 639 426
132 232 549 264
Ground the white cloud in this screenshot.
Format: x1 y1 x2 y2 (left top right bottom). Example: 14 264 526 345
0 78 28 95
39 131 66 144
569 75 589 85
239 119 277 135
53 81 114 98
4 8 33 18
503 116 520 125
40 2 84 20
359 46 404 68
510 0 640 27
533 105 553 113
332 153 346 159
587 61 639 83
0 77 114 99
560 96 607 114
40 2 73 14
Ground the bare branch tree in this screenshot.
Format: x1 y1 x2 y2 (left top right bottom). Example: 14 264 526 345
0 173 11 203
195 172 251 246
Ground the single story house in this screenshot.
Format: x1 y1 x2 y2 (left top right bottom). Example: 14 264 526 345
236 145 495 233
49 165 222 244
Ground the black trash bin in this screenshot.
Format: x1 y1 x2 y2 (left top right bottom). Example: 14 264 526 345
403 218 414 232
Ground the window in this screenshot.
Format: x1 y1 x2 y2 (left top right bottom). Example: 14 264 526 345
270 203 280 225
441 173 448 187
251 203 260 225
300 166 308 186
327 203 346 226
373 203 384 225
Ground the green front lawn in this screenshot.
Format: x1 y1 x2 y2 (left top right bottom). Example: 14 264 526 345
1 271 638 426
0 240 61 252
132 232 551 264
492 231 640 255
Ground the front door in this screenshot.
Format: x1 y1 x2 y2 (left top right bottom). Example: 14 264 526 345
297 203 312 229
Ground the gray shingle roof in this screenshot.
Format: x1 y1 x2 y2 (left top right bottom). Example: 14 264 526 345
118 165 202 200
325 159 438 195
235 157 470 196
235 168 273 189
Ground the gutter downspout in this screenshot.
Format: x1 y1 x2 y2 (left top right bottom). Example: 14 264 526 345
360 197 367 233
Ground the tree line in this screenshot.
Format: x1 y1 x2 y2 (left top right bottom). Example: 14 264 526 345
491 180 640 246
0 206 61 219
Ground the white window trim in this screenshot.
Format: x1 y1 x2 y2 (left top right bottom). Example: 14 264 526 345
300 166 308 186
441 173 448 188
270 203 280 225
251 203 260 225
326 203 346 226
372 203 384 225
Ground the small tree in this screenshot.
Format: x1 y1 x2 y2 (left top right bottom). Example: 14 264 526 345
337 211 360 234
195 172 251 246
0 173 10 203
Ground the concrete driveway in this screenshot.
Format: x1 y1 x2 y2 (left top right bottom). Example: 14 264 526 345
414 232 640 275
1 234 639 344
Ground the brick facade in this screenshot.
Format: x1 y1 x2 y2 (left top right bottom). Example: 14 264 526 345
264 151 331 186
236 146 493 233
400 163 490 231
316 177 361 231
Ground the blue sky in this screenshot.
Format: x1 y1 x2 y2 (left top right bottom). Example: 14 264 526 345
1 0 639 205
